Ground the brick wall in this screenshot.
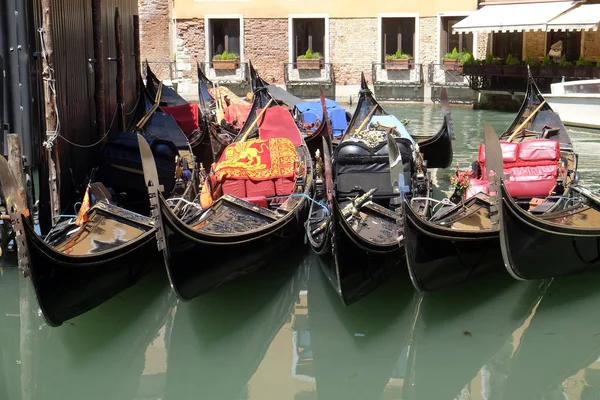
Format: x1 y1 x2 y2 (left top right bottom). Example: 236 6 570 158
175 19 205 82
583 30 600 62
524 31 546 60
244 19 288 84
330 18 378 85
138 0 172 62
419 17 437 65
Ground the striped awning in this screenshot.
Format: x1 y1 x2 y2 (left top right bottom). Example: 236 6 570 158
453 1 579 33
547 3 600 31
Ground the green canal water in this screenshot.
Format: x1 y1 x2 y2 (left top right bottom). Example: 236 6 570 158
2 104 600 400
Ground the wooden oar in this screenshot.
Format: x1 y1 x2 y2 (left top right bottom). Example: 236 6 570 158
239 98 274 143
507 100 546 142
354 105 379 134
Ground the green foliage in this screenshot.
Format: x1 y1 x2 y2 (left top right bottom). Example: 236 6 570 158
542 55 553 66
385 49 412 60
212 51 239 61
443 47 474 64
525 56 540 67
485 53 493 65
297 49 323 59
575 55 593 67
559 55 572 67
462 53 477 65
505 54 521 66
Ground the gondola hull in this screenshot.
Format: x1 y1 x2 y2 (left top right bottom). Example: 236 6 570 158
412 114 454 169
499 183 600 280
322 198 404 306
21 205 159 327
159 194 309 301
403 198 502 292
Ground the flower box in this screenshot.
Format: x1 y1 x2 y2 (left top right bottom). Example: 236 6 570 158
503 65 527 76
212 59 239 70
573 67 595 78
385 58 414 70
442 59 462 72
296 57 323 70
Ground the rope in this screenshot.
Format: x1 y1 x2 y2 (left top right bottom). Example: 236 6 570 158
289 193 330 215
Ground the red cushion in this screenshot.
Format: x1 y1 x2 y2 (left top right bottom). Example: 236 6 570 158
222 179 246 198
161 104 199 136
518 140 560 161
504 180 556 198
257 106 302 146
505 164 558 181
478 142 518 165
242 196 268 208
246 179 275 197
275 177 296 196
465 178 490 199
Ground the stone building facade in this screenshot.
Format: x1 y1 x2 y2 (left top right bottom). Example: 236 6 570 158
138 0 483 98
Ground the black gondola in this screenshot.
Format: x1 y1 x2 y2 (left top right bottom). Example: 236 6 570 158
305 73 433 305
331 73 455 169
402 71 581 292
139 71 314 301
5 78 196 327
498 164 600 280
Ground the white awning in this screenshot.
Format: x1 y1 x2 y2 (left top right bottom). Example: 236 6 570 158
453 1 579 34
547 3 600 31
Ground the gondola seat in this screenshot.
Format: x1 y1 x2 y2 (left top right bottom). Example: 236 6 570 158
334 136 414 201
215 137 299 203
161 104 199 136
466 139 561 199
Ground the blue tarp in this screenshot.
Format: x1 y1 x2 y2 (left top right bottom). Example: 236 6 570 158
295 99 348 137
369 115 415 144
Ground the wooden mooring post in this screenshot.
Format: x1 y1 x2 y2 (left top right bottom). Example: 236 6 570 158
91 0 106 143
7 134 34 400
133 15 141 95
40 0 60 223
115 7 126 132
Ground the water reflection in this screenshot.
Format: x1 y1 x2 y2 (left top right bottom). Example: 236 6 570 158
500 273 600 399
405 272 548 400
0 263 175 400
306 253 418 400
164 245 306 400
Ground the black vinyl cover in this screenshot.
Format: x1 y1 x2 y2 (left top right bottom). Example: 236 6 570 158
99 133 177 197
335 138 413 199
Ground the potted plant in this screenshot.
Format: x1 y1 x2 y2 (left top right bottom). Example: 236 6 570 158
525 56 541 77
556 55 574 78
461 53 479 75
212 51 240 70
539 54 555 77
574 55 595 78
481 53 503 76
296 49 323 70
503 54 525 76
442 47 469 72
595 58 600 78
385 50 414 70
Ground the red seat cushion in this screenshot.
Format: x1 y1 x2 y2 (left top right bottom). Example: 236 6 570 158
246 179 275 197
222 179 246 198
257 106 303 146
161 104 199 136
275 177 296 196
469 139 560 199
